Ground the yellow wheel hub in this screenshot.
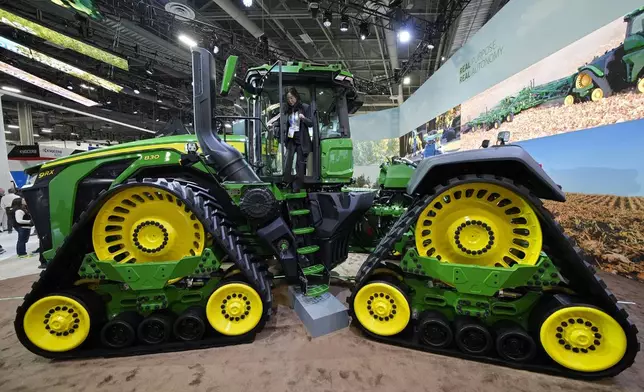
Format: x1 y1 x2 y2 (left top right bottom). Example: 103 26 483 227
576 72 592 89
540 306 627 372
637 78 644 94
92 186 205 263
415 182 542 267
206 282 263 336
564 95 575 106
23 295 91 352
353 282 411 336
591 87 604 102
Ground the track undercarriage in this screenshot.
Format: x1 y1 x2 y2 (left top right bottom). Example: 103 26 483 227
350 174 639 379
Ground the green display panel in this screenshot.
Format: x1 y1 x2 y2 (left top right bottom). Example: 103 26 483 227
0 8 128 70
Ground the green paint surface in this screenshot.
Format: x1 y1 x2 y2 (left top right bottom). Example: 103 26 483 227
220 55 238 96
320 138 353 180
377 163 414 189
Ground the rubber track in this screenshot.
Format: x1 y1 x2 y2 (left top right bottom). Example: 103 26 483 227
350 174 639 379
14 178 272 359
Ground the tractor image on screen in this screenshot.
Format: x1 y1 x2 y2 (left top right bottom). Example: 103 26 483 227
15 48 638 379
565 7 644 105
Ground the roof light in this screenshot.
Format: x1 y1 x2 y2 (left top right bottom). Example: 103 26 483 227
340 15 349 32
398 29 411 43
1 86 20 93
403 76 411 85
178 34 198 48
7 124 19 129
323 11 332 27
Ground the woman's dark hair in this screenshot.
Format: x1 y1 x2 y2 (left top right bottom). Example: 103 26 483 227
11 197 23 209
285 87 302 113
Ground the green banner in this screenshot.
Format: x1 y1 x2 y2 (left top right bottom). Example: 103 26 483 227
0 8 128 70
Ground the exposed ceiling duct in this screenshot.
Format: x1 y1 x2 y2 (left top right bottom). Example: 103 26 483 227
211 0 288 60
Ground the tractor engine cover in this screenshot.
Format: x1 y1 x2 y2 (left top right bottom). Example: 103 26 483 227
239 187 279 221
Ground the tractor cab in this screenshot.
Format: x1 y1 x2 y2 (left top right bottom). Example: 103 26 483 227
625 6 644 40
224 59 362 187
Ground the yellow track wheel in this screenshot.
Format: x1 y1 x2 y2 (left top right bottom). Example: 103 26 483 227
575 72 592 89
353 281 411 336
206 282 263 336
564 95 575 106
92 186 205 263
415 182 542 267
23 295 91 352
637 77 644 94
590 87 604 102
540 306 626 372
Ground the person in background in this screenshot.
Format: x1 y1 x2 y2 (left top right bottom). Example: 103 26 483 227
1 188 19 234
282 87 313 192
0 188 5 232
12 197 33 258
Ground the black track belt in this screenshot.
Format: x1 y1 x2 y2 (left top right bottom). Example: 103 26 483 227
350 174 639 379
14 178 272 359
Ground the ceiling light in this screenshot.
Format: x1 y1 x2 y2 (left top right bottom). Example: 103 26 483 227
340 15 349 32
359 22 369 40
80 83 90 89
89 86 96 91
106 100 112 104
398 29 411 43
308 2 319 18
133 110 138 114
178 34 198 48
133 87 140 94
67 82 73 90
403 76 411 85
1 86 20 93
427 43 435 49
224 123 232 129
213 45 219 54
41 128 52 133
242 0 252 7
70 132 78 136
3 130 9 134
441 56 446 61
323 10 332 27
239 95 245 100
156 118 160 122
157 98 163 103
33 133 40 137
7 124 19 129
145 61 154 75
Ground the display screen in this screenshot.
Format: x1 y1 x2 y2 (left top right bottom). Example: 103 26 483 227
0 60 99 106
0 36 122 93
0 8 128 70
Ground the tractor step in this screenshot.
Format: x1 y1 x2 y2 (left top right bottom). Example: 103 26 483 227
289 209 310 216
284 192 307 199
302 264 325 276
293 227 315 235
297 245 320 255
306 284 329 297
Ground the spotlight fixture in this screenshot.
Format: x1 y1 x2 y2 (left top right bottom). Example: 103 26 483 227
213 45 219 54
1 86 20 93
441 56 446 61
323 10 332 27
403 76 411 85
427 43 435 49
340 15 349 32
359 22 369 40
133 86 140 94
145 61 154 75
398 29 411 43
308 2 319 18
242 0 252 7
178 34 198 48
67 82 73 90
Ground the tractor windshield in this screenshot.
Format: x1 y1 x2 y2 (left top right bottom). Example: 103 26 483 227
626 11 644 37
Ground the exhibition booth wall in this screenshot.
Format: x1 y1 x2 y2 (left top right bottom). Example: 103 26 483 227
350 0 644 197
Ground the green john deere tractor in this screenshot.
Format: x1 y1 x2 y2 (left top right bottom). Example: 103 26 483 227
15 48 638 379
565 7 644 105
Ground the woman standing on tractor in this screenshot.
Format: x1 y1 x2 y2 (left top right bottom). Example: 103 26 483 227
282 87 313 192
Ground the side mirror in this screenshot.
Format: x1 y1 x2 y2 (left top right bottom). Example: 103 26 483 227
220 56 239 96
497 131 510 144
481 139 490 148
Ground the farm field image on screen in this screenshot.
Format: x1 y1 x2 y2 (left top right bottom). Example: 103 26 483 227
544 193 644 280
